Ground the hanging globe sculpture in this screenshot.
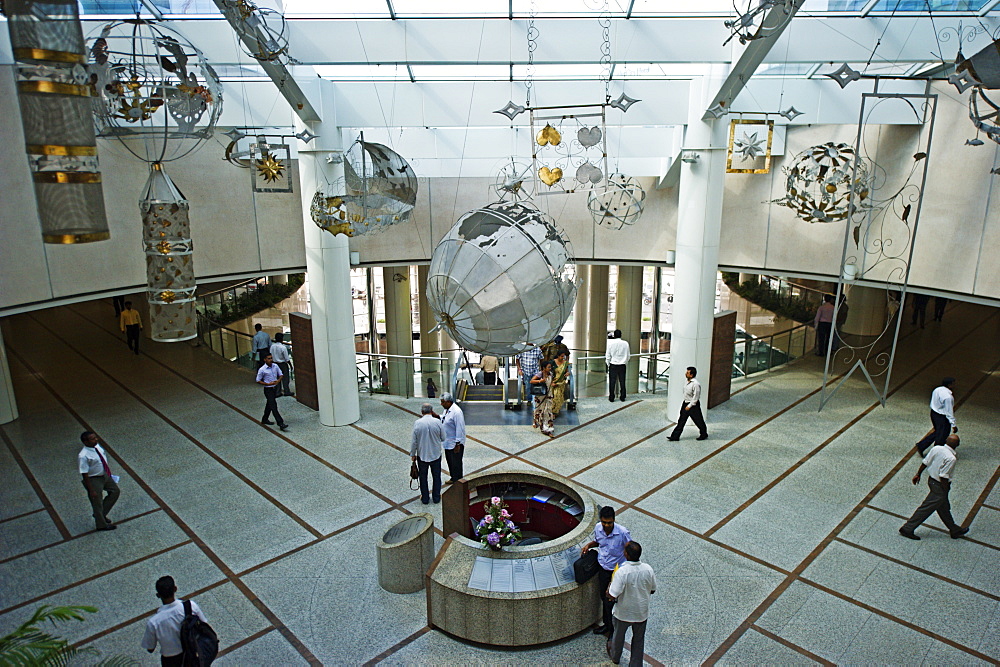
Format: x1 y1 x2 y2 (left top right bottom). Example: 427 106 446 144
426 201 577 356
588 173 646 229
773 142 871 223
311 137 417 237
88 20 222 163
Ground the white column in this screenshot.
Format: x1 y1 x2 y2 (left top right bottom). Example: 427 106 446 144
668 69 729 416
0 327 18 425
572 264 591 356
587 265 610 371
615 265 644 394
842 285 887 337
383 265 415 396
297 81 360 426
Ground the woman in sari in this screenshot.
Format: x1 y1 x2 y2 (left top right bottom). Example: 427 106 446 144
530 360 555 438
550 351 570 416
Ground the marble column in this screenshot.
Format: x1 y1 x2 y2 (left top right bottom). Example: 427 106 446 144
572 265 591 356
587 265 610 372
615 265 644 395
297 81 360 426
842 285 887 337
383 266 415 397
668 68 728 417
417 265 442 394
0 327 18 425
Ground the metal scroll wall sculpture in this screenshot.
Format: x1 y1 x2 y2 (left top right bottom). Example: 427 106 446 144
818 85 938 411
89 20 222 342
773 141 872 224
425 200 578 356
3 0 110 244
311 135 417 238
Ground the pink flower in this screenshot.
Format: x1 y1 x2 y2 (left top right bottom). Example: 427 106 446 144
491 496 501 505
500 509 511 519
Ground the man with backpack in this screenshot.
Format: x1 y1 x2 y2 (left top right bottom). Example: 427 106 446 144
141 575 218 665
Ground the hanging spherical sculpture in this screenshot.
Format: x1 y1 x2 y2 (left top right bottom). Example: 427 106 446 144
311 137 417 237
588 173 646 229
88 20 222 163
773 142 871 223
969 87 1000 145
426 201 577 356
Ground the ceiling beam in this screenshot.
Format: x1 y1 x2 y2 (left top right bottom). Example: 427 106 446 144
209 0 321 122
980 0 1000 15
859 0 881 18
702 0 806 121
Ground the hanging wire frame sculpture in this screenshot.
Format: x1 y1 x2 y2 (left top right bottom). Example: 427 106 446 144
216 0 290 63
492 159 536 202
88 20 222 163
588 173 646 229
426 200 578 356
311 136 417 237
723 0 796 46
772 142 873 224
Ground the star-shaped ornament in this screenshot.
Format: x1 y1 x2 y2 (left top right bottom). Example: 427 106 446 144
225 128 247 142
780 106 803 121
295 128 318 143
825 63 862 89
494 101 526 120
256 153 285 183
948 69 979 94
706 103 728 119
609 93 640 112
733 131 767 161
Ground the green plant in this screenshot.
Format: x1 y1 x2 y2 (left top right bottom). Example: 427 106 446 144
204 274 306 329
0 604 138 666
722 274 818 324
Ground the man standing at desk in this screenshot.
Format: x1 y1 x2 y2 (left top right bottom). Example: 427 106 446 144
581 506 631 637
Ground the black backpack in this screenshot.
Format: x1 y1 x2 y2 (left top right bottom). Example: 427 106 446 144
180 599 219 666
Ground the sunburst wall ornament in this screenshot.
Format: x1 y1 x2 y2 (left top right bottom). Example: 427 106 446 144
250 142 293 192
772 142 872 223
727 119 774 173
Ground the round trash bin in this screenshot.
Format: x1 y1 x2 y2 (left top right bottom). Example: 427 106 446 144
377 513 435 594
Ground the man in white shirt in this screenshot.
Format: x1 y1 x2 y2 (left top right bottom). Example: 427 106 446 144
411 404 445 504
252 323 271 369
668 366 708 441
78 431 120 531
256 354 288 431
605 330 630 402
141 576 207 666
607 541 657 667
915 377 957 455
438 393 466 484
269 332 293 397
900 434 969 540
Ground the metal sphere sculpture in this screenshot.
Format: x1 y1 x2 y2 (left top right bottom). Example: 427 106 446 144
773 142 871 223
426 201 577 356
311 138 417 237
218 0 290 63
969 88 1000 145
88 20 222 163
588 173 646 229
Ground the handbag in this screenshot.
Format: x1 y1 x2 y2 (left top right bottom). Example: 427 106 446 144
409 460 419 490
529 383 547 397
573 549 600 584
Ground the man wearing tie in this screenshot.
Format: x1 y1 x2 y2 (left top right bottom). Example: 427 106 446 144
78 431 120 531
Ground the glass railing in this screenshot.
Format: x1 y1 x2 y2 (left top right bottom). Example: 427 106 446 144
355 351 453 399
733 321 815 378
573 351 671 397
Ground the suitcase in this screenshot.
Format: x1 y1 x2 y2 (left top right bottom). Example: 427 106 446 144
505 377 522 410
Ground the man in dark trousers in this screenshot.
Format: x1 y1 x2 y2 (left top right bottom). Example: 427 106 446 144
120 301 143 355
912 293 930 328
252 322 271 368
581 506 631 637
900 434 969 540
813 294 835 355
605 330 630 402
607 541 657 667
256 353 288 431
668 366 708 441
915 377 956 455
141 576 208 666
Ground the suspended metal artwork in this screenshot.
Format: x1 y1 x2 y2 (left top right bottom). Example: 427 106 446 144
493 159 536 201
772 142 872 224
588 173 646 230
727 119 774 173
311 135 417 237
4 0 110 244
426 200 578 357
88 20 223 163
216 0 290 63
250 141 293 193
819 88 937 412
723 0 796 46
141 163 197 342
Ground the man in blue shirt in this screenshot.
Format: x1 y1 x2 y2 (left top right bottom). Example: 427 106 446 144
581 506 632 636
252 323 271 369
256 354 288 431
516 344 543 403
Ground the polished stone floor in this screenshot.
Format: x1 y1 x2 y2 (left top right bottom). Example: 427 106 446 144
1 298 998 666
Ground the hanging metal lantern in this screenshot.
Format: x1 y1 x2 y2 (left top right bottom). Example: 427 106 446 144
588 173 646 230
141 163 197 342
5 0 110 244
773 142 872 224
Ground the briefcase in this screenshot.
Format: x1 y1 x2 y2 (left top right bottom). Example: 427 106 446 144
573 550 600 584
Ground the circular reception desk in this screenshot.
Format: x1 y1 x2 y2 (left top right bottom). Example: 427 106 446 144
427 469 600 646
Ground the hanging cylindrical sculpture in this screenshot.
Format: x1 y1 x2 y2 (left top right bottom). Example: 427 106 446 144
5 0 110 244
141 163 196 342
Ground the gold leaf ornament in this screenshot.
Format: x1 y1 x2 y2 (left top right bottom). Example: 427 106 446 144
539 166 563 186
535 124 562 147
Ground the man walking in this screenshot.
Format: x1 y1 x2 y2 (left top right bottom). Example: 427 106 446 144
141 576 207 666
606 330 630 402
668 366 708 441
607 541 657 667
900 434 969 540
120 301 143 355
269 332 293 397
516 343 543 402
581 506 631 637
256 353 288 431
813 294 834 355
78 431 120 531
439 393 466 484
480 354 500 385
916 377 957 455
912 293 930 329
411 403 445 504
252 323 271 368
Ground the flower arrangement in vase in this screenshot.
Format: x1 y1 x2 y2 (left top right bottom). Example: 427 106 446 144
475 496 522 551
